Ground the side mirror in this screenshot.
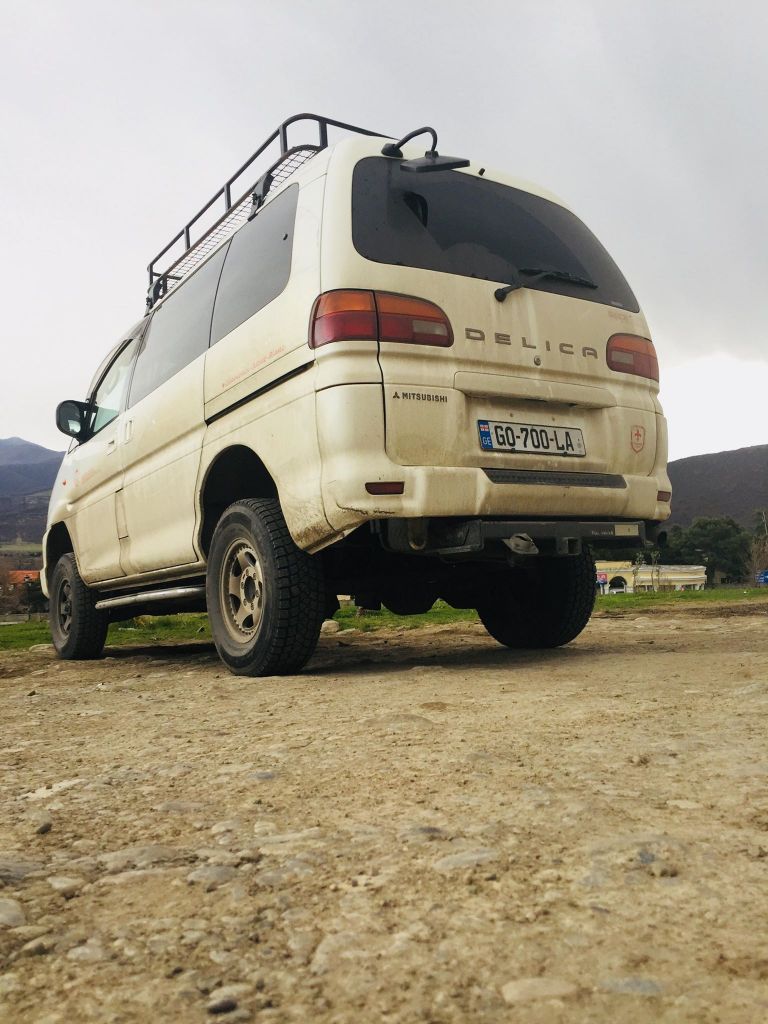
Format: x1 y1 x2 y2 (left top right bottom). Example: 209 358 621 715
55 400 91 441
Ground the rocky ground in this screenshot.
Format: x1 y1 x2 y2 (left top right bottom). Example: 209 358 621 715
1 605 767 1024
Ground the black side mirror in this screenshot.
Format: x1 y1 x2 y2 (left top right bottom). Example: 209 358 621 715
55 400 91 441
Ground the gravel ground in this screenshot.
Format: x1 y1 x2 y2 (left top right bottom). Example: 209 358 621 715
1 605 767 1024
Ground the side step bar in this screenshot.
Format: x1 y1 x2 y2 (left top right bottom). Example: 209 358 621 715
95 585 206 611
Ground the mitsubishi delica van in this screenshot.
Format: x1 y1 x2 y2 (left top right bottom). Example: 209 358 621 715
43 113 671 676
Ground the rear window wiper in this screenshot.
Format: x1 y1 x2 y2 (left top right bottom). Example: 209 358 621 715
494 267 597 302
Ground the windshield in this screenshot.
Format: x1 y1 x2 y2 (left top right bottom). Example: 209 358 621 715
351 158 639 312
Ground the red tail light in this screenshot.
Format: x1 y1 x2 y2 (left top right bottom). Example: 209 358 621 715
310 290 377 347
309 290 453 349
606 334 659 382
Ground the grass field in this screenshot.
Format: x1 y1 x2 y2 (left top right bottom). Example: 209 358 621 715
2 588 767 653
0 542 42 555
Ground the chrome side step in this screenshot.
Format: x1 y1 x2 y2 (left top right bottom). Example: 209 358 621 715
95 585 206 611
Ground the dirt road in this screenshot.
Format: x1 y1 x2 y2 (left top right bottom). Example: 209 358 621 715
1 605 767 1023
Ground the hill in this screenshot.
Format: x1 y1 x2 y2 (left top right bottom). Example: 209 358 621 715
0 437 63 499
667 444 768 529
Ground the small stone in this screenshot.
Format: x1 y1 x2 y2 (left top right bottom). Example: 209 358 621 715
207 995 238 1015
99 844 181 872
66 938 107 962
433 848 499 871
187 865 238 891
0 855 42 883
207 984 252 1015
320 620 340 634
249 771 278 782
501 978 578 1004
29 812 53 835
599 976 664 996
399 825 448 843
211 820 241 836
21 936 55 956
47 876 84 899
0 898 26 928
29 644 54 652
649 861 679 878
11 925 50 941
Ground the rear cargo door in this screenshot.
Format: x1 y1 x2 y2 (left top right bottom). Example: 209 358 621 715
351 158 659 479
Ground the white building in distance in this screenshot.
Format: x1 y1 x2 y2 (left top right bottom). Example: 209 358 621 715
596 561 706 594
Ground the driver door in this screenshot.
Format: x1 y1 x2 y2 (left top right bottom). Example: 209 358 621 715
65 337 140 584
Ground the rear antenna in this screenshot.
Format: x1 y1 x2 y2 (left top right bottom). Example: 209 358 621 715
381 126 469 173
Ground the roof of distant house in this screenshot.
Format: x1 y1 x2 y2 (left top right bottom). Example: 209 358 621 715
7 570 40 586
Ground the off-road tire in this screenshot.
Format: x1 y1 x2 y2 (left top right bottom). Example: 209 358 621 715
477 548 596 649
49 553 108 660
206 499 325 676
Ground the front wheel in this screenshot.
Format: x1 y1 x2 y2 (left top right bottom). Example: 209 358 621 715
206 499 325 676
49 553 108 659
477 548 596 649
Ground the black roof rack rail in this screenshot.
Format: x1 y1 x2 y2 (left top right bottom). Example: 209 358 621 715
146 113 387 309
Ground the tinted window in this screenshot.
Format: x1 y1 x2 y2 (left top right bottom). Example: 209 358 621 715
210 184 298 346
90 337 140 435
352 158 638 313
129 244 228 406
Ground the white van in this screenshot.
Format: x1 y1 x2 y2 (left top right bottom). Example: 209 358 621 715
43 114 671 675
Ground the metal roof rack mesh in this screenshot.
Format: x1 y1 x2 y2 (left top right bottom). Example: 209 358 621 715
146 113 386 308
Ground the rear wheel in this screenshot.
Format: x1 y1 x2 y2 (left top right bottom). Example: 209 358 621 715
477 548 596 649
206 499 325 676
49 553 108 659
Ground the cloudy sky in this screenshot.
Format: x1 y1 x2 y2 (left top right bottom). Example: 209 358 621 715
0 0 765 461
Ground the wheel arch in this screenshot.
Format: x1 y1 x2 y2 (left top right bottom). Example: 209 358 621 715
45 521 75 591
199 446 278 557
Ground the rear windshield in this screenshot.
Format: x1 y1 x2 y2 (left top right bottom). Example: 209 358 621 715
352 158 639 312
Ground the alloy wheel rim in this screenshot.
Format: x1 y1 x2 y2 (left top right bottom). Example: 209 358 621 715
219 540 265 643
58 579 73 636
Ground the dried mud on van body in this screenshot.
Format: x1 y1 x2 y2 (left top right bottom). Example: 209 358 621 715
1 610 767 1024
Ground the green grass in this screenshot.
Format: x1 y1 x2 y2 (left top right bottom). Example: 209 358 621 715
0 542 42 555
2 589 766 652
595 586 768 614
334 601 478 632
0 614 212 652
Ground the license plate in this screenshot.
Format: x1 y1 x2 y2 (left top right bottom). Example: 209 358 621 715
478 419 586 457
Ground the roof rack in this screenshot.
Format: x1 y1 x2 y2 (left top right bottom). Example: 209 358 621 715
146 113 386 309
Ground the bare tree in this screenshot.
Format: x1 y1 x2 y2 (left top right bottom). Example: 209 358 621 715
0 566 14 615
748 534 768 587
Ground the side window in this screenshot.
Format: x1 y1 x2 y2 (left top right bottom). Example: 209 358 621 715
90 337 140 435
129 244 228 407
210 183 298 346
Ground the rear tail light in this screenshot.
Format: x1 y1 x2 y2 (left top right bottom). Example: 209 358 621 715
606 334 659 382
310 290 378 347
309 290 453 349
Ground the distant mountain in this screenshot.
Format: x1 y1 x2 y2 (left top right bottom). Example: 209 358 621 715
0 437 63 499
667 444 768 529
0 436 64 468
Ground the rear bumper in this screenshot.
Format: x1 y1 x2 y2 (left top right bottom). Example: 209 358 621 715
322 462 671 534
